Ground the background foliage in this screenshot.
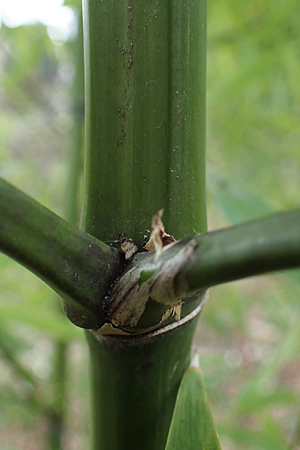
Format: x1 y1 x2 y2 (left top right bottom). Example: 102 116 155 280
1 0 300 449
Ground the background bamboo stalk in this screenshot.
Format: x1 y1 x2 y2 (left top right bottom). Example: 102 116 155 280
47 12 86 449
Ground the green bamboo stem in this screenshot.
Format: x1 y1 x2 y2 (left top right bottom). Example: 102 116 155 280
81 0 207 247
0 178 122 329
86 312 200 450
179 208 300 293
81 1 207 449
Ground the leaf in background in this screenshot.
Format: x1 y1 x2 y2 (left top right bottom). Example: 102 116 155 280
165 366 222 450
0 327 38 387
207 168 300 283
218 418 287 450
233 315 300 415
0 303 82 343
207 169 280 225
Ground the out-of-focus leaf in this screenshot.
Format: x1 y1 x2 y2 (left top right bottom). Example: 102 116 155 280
65 0 82 7
207 0 300 209
234 388 299 414
207 169 300 284
165 367 222 450
207 169 280 225
234 315 300 414
218 417 287 450
0 304 83 343
0 328 37 387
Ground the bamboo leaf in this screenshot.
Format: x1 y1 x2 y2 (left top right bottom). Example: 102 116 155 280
207 169 300 283
0 326 38 387
207 169 280 224
0 306 82 343
165 367 222 450
233 315 300 415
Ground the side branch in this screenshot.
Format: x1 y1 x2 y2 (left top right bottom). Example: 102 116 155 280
0 178 123 329
179 208 300 296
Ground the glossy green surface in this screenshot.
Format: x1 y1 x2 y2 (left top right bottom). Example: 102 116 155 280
81 0 207 248
165 367 222 450
86 315 199 450
178 209 300 295
0 178 122 328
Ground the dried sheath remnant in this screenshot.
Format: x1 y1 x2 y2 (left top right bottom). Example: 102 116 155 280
144 209 175 258
148 238 198 305
118 233 138 260
106 265 148 328
106 238 199 330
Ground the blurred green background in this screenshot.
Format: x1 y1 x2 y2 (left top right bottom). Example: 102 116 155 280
1 0 300 449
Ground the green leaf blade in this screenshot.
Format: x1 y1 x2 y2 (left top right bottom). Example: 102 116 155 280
165 367 222 450
207 169 280 225
207 169 300 283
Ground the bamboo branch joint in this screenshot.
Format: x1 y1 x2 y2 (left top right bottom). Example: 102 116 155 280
102 212 199 334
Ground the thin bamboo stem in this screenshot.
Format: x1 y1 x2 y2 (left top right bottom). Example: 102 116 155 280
0 178 122 328
177 208 300 294
47 11 86 450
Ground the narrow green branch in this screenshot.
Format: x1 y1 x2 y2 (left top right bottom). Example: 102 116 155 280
179 208 300 295
0 178 123 329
